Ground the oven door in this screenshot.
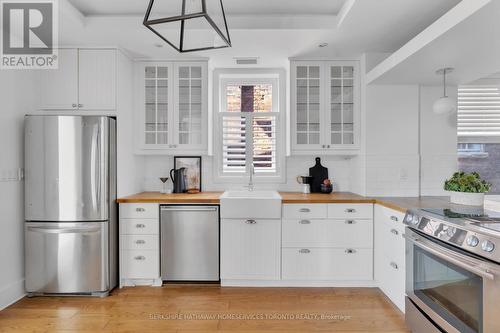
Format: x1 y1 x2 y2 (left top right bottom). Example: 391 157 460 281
405 228 500 333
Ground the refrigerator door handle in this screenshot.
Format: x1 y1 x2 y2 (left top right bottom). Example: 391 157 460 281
90 125 98 212
27 226 102 234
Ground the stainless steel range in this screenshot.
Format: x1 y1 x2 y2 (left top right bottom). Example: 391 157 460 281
403 206 500 333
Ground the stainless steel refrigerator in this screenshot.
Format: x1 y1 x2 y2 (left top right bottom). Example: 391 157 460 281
24 115 117 296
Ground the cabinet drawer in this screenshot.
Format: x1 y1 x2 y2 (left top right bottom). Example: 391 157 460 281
121 250 159 279
283 204 327 219
282 219 372 248
120 235 159 250
379 255 405 312
119 203 159 219
328 203 373 219
120 219 159 235
380 220 405 265
378 205 406 225
282 248 372 281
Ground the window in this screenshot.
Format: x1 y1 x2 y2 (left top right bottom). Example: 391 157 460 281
458 85 500 143
214 71 285 182
457 85 500 194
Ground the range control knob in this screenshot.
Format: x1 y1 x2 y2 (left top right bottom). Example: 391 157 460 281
481 240 495 253
411 215 420 225
466 235 479 247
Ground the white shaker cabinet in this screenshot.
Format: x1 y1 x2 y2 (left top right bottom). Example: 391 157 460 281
78 49 116 110
39 49 79 110
291 60 360 155
374 205 406 312
39 48 117 110
135 61 208 154
221 219 281 281
119 203 162 287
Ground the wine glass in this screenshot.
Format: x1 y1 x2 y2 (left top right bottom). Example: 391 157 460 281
160 177 169 194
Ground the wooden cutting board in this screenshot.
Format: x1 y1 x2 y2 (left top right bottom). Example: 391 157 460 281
309 157 328 193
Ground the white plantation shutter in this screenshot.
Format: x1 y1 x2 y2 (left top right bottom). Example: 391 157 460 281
458 86 500 142
252 116 277 173
222 116 247 173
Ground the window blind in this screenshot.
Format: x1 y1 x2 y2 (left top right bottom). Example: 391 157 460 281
252 116 277 173
222 116 247 173
458 86 500 142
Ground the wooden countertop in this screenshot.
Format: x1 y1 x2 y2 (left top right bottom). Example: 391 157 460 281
117 191 465 214
116 191 223 203
279 192 375 204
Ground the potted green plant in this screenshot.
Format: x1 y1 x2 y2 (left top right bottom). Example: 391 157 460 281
444 171 491 206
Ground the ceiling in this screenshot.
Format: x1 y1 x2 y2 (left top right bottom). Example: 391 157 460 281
60 0 463 60
67 0 347 16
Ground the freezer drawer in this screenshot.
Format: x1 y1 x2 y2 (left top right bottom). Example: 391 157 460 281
25 222 109 294
161 205 219 281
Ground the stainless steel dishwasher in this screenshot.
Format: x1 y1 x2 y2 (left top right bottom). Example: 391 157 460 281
160 205 219 281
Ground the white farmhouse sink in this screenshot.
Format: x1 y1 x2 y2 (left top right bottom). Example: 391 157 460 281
220 190 282 219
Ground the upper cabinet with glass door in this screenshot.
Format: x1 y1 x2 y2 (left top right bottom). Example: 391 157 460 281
291 60 360 155
136 61 208 154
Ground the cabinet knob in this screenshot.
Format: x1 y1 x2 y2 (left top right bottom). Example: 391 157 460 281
134 256 146 261
322 145 326 148
299 220 311 225
78 104 83 108
327 145 330 148
72 103 77 108
390 262 398 270
345 220 356 225
390 229 399 236
345 249 356 254
299 249 311 254
135 224 146 228
245 219 257 224
135 240 146 245
345 208 356 213
299 208 310 213
390 216 399 222
136 207 145 212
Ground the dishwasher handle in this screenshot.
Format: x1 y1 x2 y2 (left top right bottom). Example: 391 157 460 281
161 206 218 212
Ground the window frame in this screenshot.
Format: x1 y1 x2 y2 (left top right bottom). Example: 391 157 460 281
213 68 286 184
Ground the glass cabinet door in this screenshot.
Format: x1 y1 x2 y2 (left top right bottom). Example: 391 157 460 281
294 64 322 148
144 65 170 146
328 62 357 146
175 64 204 147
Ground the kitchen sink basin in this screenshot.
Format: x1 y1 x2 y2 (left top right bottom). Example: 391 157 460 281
220 190 282 219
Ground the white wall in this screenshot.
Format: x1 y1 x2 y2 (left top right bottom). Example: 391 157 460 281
364 83 457 197
420 86 458 195
0 70 37 309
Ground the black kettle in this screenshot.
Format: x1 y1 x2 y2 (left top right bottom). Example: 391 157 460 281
170 167 187 193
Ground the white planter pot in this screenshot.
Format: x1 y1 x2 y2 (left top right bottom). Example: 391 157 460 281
448 191 485 206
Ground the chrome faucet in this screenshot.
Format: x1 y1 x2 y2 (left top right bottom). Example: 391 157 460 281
247 164 255 191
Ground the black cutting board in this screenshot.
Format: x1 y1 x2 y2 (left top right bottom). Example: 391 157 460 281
309 157 328 193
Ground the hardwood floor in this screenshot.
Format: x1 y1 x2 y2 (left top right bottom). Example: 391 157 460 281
0 286 409 332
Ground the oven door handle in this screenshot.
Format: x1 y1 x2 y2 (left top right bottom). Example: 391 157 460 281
405 233 496 281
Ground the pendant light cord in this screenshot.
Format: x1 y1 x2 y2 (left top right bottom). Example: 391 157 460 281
443 70 447 98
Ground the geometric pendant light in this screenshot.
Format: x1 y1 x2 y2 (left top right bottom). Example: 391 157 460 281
143 0 231 53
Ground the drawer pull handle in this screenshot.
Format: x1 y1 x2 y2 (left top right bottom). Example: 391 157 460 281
135 224 146 228
345 249 356 254
345 220 356 225
135 240 146 245
299 208 311 213
299 220 311 225
136 208 146 212
390 262 399 270
245 219 257 224
390 229 399 236
299 249 311 254
345 208 356 213
134 256 146 261
390 216 399 222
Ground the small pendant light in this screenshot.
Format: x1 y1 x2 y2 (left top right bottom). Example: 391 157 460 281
433 67 456 115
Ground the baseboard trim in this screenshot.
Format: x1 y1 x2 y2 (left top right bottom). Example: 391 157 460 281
0 279 25 310
221 279 376 287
